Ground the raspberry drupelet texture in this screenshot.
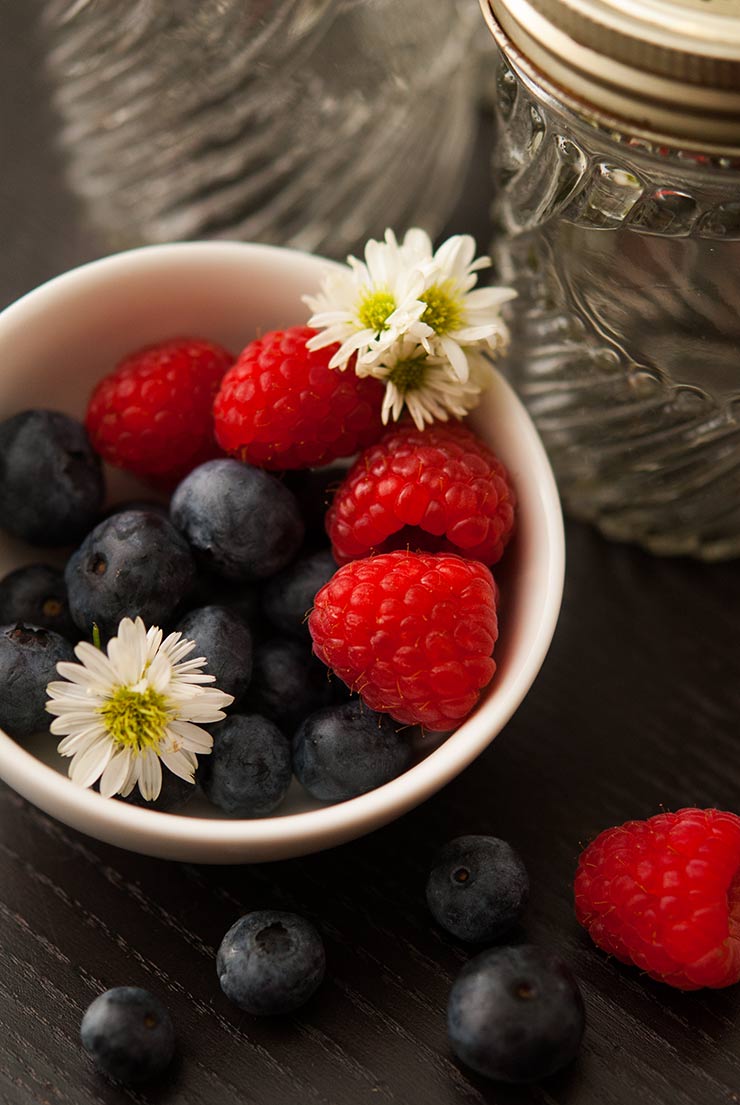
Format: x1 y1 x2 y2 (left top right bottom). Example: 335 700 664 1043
308 550 498 730
213 326 385 470
326 422 515 566
574 808 740 990
86 337 234 485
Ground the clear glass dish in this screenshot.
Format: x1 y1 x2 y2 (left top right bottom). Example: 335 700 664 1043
42 0 478 259
490 49 740 558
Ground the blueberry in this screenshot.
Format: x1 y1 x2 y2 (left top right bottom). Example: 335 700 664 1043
217 911 325 1014
201 714 291 815
246 638 333 732
426 835 529 943
170 459 304 580
80 986 175 1085
293 701 412 802
116 770 197 812
0 623 74 738
447 945 585 1083
263 549 337 640
0 564 76 639
101 498 170 520
175 605 253 705
283 465 348 548
185 572 261 634
65 510 195 639
224 586 262 635
0 410 104 546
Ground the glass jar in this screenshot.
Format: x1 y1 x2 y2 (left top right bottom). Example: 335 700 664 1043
481 0 740 558
41 0 478 259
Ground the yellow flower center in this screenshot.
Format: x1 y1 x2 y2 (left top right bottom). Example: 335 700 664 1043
388 354 428 394
357 289 396 334
420 282 462 334
100 686 170 752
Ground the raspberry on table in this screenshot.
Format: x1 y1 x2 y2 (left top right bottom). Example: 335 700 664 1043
308 550 498 730
574 807 740 990
213 326 385 470
326 421 516 566
86 337 234 485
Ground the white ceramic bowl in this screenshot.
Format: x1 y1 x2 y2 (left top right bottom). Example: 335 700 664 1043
0 242 564 863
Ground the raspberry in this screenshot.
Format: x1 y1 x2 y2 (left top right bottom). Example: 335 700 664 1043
326 422 515 566
213 326 385 470
86 337 234 485
308 550 498 730
574 808 740 990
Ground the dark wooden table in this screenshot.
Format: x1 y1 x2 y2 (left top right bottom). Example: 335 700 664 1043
2 5 740 1105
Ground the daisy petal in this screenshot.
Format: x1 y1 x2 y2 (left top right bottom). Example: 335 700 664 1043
119 757 140 798
167 720 214 753
99 749 134 798
50 712 102 735
57 725 107 757
439 336 470 383
160 749 197 784
73 643 118 684
49 614 235 797
138 749 162 802
68 737 114 788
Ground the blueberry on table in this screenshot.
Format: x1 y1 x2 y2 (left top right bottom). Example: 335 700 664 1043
246 637 334 732
263 548 337 640
0 409 104 546
0 623 74 738
64 510 195 639
170 459 304 580
448 945 585 1083
175 605 253 706
217 910 326 1015
293 701 413 802
0 564 76 639
201 714 291 816
80 986 175 1085
426 835 529 943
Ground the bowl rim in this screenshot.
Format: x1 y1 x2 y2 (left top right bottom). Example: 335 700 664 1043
0 240 565 861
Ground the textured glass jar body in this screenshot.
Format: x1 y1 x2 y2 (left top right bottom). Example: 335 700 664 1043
42 0 477 258
493 51 740 558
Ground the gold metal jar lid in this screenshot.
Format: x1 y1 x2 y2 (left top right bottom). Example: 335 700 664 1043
481 0 740 153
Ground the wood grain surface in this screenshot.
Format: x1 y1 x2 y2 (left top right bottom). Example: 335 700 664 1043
2 4 740 1104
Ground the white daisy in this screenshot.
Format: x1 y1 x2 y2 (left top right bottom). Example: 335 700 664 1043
411 230 517 384
361 340 495 432
46 617 233 802
304 227 516 407
303 228 432 370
